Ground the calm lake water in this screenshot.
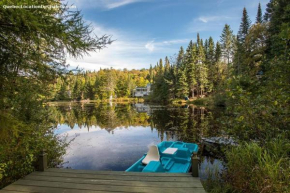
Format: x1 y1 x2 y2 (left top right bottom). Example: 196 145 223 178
51 102 224 179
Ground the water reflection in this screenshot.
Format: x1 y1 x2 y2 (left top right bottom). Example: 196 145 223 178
50 102 224 177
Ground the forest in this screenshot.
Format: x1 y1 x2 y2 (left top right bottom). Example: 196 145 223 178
0 0 289 192
50 69 150 101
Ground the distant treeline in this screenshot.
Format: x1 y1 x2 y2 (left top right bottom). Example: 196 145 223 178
49 69 152 101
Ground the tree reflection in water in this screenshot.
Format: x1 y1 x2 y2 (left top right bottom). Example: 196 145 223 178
50 102 225 177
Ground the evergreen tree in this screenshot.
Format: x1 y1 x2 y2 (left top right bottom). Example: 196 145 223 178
149 64 154 83
159 58 164 74
235 7 251 75
176 68 188 98
177 47 185 68
207 37 215 91
197 40 206 64
208 37 215 65
204 39 209 61
72 80 82 100
187 44 197 98
164 65 178 99
238 7 251 43
264 0 274 22
256 3 263 24
164 56 170 73
215 42 222 63
58 83 68 100
197 33 201 45
220 24 235 66
196 41 207 96
184 40 193 64
199 62 208 96
264 0 290 58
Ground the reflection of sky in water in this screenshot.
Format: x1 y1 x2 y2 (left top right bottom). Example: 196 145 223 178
54 105 224 177
199 157 224 180
55 124 175 171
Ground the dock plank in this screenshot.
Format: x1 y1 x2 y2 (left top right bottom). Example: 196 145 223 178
0 169 206 193
46 168 192 177
22 175 203 188
30 171 195 182
6 180 201 193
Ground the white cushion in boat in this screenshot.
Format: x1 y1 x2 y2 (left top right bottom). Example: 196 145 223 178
163 147 178 154
142 145 160 165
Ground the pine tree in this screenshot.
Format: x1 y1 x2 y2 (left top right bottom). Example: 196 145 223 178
184 41 193 65
238 7 251 43
197 39 205 64
164 56 170 73
159 58 164 74
72 80 81 100
58 83 68 100
187 45 197 98
264 0 290 58
220 24 235 66
208 37 215 65
176 68 188 98
199 62 208 96
215 42 222 63
177 47 185 69
256 3 263 23
197 33 201 46
264 0 274 22
196 41 207 96
204 39 209 62
207 37 215 91
149 64 154 83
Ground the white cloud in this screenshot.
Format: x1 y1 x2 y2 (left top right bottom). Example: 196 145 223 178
105 0 144 9
145 41 155 52
197 16 230 23
187 15 234 33
66 0 148 10
144 39 189 52
161 39 189 45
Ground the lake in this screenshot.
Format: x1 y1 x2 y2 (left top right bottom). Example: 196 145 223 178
51 102 224 180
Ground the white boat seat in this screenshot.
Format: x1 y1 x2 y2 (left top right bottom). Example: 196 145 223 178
163 147 178 154
142 145 160 165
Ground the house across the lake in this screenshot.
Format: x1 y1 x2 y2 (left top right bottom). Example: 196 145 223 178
132 83 151 97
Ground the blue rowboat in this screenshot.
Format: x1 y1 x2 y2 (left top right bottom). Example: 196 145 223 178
126 141 198 173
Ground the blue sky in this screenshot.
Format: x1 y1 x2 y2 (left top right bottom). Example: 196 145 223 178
65 0 269 71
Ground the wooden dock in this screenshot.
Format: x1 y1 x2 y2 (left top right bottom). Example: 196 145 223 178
0 168 205 193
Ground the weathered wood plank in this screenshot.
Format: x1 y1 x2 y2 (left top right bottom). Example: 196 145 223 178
31 171 195 182
46 168 192 177
23 175 203 188
6 180 205 193
4 184 206 193
0 190 31 193
1 169 206 193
